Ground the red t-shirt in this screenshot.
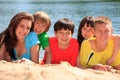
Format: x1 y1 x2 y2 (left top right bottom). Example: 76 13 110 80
44 37 79 66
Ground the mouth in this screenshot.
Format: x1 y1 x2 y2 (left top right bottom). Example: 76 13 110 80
36 31 42 34
84 35 89 39
101 37 107 41
61 39 68 42
19 32 26 37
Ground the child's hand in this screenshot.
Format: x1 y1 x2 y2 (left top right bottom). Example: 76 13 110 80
92 64 112 72
19 58 35 65
39 60 44 65
106 58 113 65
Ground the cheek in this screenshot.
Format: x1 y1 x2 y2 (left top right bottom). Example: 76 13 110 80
81 30 85 36
15 27 21 33
67 35 72 40
27 30 30 33
34 25 38 29
25 30 30 36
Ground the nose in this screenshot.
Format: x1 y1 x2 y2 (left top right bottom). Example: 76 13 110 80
23 27 27 32
100 32 106 35
22 27 29 33
61 33 65 38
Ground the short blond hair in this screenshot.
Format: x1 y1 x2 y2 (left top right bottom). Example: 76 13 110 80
95 16 112 28
33 11 51 32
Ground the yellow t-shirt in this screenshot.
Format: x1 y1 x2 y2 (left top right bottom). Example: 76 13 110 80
80 38 120 67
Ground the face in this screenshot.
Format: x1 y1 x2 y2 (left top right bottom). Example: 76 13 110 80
55 29 72 46
94 23 112 43
16 19 32 42
33 19 47 35
81 23 94 39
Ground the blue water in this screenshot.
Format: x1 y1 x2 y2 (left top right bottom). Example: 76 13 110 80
0 1 120 59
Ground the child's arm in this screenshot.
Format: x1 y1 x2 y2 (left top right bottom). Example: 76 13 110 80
76 53 86 69
106 35 120 65
31 44 39 64
44 46 52 64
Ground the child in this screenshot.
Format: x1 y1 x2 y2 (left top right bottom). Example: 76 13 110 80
32 11 52 64
44 18 79 66
77 16 95 68
77 16 95 46
0 12 40 63
79 16 120 70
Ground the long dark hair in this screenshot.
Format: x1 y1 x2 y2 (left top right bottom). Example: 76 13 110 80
77 16 94 46
0 12 34 60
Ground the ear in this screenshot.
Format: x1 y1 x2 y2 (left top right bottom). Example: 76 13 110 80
111 29 113 33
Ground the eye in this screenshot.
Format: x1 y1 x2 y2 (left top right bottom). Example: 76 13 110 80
20 25 24 29
82 27 86 30
66 32 71 35
105 30 109 34
58 32 63 35
36 22 39 24
27 27 31 30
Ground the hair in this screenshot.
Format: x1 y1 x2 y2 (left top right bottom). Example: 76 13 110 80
54 18 75 34
77 16 95 45
94 16 112 29
33 11 51 32
0 12 34 60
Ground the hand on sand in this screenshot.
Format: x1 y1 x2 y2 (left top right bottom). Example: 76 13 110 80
18 58 35 65
92 64 112 72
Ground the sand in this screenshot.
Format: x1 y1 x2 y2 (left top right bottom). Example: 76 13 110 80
0 60 120 80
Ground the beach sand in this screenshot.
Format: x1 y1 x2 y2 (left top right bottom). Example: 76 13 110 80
0 60 120 80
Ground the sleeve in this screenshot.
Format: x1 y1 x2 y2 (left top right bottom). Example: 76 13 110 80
40 33 49 49
69 39 79 66
29 31 40 48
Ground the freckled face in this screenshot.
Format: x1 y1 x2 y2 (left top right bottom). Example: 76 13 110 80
15 19 32 42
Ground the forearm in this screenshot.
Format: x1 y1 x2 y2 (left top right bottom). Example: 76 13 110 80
46 53 52 64
31 45 39 63
76 55 86 69
44 46 52 64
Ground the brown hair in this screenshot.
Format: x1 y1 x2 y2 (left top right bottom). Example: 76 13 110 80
0 12 34 60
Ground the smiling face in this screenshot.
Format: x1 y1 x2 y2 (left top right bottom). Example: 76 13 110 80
33 19 47 35
81 23 94 39
55 29 72 48
94 23 112 43
15 19 32 42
